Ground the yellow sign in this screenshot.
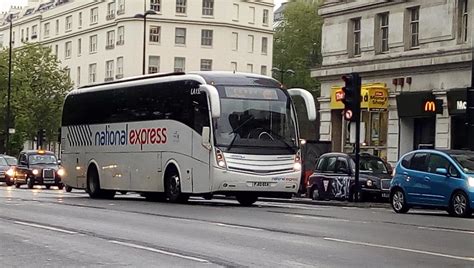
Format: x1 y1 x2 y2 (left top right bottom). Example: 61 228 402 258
330 83 389 110
424 101 436 112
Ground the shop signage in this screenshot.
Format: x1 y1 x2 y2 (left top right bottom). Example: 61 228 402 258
447 89 467 115
330 83 389 110
396 91 443 117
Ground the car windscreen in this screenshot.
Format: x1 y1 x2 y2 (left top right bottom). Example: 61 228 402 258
0 157 7 166
5 157 17 166
28 154 57 165
451 153 474 174
358 157 389 174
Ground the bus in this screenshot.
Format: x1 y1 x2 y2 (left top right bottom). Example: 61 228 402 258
60 72 316 205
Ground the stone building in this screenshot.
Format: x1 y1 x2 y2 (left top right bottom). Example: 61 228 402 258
313 0 471 164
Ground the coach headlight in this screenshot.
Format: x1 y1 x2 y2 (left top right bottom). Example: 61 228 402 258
215 149 227 169
32 169 39 176
57 168 65 177
293 151 302 171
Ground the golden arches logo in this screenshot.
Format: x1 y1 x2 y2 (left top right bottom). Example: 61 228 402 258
424 101 436 112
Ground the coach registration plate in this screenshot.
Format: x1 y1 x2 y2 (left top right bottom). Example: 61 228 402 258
253 182 270 187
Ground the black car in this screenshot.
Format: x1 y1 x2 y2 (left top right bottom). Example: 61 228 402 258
0 155 18 186
14 150 65 189
306 153 392 201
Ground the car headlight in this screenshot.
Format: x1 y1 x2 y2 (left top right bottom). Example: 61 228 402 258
6 168 15 177
32 169 39 175
366 179 373 187
57 168 65 177
469 177 474 187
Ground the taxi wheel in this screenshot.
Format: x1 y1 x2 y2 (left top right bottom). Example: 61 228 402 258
45 185 51 190
27 177 34 189
311 186 321 200
6 181 13 187
57 184 64 190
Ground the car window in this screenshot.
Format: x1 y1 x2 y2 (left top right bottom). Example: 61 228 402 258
19 154 27 165
359 157 388 174
410 153 428 172
401 153 414 169
29 154 57 165
427 154 450 174
448 165 460 178
336 157 349 174
315 156 337 173
0 157 7 166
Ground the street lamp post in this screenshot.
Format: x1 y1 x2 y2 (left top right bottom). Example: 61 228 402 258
134 10 158 75
272 67 295 84
4 14 13 155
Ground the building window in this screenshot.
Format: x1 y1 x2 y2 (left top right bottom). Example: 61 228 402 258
65 41 72 58
459 0 469 43
377 13 389 53
44 23 50 37
350 18 361 56
202 0 214 16
151 0 161 12
148 56 160 74
31 25 38 39
65 15 72 31
232 32 238 51
150 26 161 43
106 30 115 49
249 7 255 24
90 7 98 25
201 29 213 46
247 35 254 53
78 38 82 56
174 57 186 72
78 12 82 28
175 28 186 45
261 65 267 75
107 2 116 19
117 57 124 78
200 59 212 71
261 37 268 54
247 64 253 73
55 19 59 35
117 0 125 14
54 44 58 57
105 60 114 80
263 9 269 26
21 29 24 42
117 26 124 45
89 35 97 53
231 61 237 71
408 6 419 48
233 4 239 21
176 0 187 14
77 66 81 86
89 63 97 83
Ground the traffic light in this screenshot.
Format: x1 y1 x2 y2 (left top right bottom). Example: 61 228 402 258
341 73 362 122
37 128 47 148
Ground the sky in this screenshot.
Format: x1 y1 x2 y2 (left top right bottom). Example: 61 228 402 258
0 0 286 13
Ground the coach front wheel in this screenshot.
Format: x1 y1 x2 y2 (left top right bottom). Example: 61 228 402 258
165 170 188 203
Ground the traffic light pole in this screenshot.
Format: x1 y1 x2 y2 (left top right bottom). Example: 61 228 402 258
469 47 474 151
353 74 361 202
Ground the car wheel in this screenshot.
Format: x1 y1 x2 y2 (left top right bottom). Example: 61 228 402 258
348 188 363 202
6 181 13 187
57 184 64 190
236 194 258 206
45 185 51 190
448 191 471 218
390 189 409 213
27 177 34 189
65 185 73 192
165 170 188 203
15 183 21 189
311 186 321 200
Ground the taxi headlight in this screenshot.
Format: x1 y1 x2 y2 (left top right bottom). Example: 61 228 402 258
468 177 474 187
32 169 39 175
366 179 373 187
57 168 65 177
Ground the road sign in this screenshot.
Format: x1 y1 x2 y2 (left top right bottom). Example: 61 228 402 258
344 110 353 120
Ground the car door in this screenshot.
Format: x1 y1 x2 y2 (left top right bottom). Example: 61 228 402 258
334 157 351 199
423 153 452 205
16 153 29 183
407 152 430 204
318 156 338 199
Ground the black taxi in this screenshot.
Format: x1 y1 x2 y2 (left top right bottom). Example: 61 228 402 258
14 150 65 189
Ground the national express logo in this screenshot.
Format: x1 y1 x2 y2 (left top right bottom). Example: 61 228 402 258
66 125 167 147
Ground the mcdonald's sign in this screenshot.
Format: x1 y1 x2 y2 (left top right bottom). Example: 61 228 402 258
396 92 443 117
424 101 436 112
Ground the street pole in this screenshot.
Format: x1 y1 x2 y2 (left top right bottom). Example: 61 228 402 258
5 15 13 155
142 15 147 75
354 74 362 202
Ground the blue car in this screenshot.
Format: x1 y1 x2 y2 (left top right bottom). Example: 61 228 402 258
390 150 474 217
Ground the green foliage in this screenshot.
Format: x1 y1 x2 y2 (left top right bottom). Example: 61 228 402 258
273 0 322 95
0 44 72 155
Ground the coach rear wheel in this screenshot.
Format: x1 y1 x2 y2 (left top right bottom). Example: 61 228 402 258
65 185 72 192
165 170 188 203
87 166 115 199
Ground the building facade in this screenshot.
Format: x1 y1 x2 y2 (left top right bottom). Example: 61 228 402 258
0 0 274 88
313 0 471 164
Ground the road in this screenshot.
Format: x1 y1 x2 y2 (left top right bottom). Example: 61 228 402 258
1 185 473 267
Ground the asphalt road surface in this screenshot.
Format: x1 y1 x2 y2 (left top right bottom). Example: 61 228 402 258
1 185 473 267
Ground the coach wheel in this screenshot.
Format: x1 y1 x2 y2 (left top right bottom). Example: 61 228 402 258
27 177 34 189
87 166 116 199
165 169 188 203
57 184 64 190
65 185 72 192
236 194 258 206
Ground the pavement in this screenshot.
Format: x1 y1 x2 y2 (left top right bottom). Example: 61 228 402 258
1 185 473 267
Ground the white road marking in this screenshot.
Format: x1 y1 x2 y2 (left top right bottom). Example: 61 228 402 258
214 222 264 231
418 226 474 235
324 237 474 262
109 240 209 263
285 214 353 223
14 221 77 234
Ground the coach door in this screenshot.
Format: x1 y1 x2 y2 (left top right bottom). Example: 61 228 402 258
191 90 212 193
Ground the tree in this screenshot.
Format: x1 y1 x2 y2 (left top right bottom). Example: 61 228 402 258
273 0 322 94
0 44 72 155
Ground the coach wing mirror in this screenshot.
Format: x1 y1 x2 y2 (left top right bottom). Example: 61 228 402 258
201 127 211 150
199 85 221 118
287 88 317 121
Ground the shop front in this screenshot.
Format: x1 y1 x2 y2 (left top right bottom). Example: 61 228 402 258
396 91 443 156
330 83 389 159
447 89 468 150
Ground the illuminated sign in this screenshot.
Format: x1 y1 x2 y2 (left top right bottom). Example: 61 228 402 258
424 101 436 112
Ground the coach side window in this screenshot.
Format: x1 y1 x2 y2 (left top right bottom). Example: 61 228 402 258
192 93 210 133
